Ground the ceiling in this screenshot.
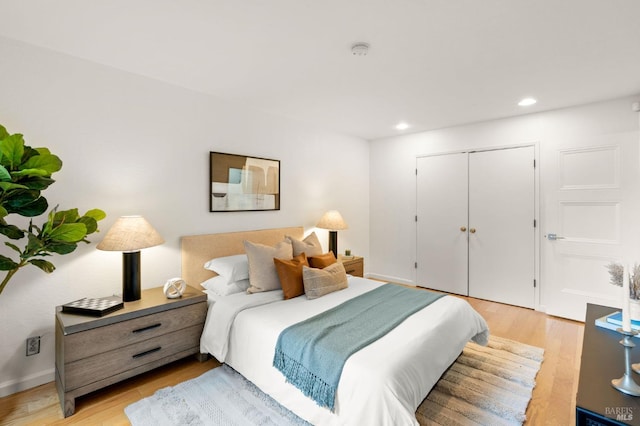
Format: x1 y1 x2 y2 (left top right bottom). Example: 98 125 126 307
1 0 639 140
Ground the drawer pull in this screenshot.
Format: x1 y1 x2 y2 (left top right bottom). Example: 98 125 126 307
132 347 162 359
346 269 356 274
132 323 161 334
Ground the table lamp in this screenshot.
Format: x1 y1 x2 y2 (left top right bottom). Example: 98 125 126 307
97 215 164 302
316 210 348 256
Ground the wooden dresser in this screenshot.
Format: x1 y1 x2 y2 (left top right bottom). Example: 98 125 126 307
55 285 207 417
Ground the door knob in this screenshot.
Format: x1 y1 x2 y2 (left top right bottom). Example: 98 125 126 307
460 226 467 232
470 228 476 234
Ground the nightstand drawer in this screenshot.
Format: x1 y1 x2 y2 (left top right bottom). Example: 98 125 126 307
64 324 202 391
63 302 206 363
340 256 364 277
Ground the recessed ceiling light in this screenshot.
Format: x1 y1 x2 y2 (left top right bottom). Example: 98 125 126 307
395 122 410 130
518 98 537 107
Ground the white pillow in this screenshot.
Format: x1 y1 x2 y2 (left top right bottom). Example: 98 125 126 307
231 279 250 292
200 275 246 296
204 254 249 282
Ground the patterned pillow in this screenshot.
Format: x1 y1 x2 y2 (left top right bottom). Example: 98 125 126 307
302 262 348 300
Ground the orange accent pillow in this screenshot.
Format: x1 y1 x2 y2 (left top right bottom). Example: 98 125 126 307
308 252 337 269
274 253 309 300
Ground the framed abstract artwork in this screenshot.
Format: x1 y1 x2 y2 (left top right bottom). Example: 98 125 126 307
209 152 280 212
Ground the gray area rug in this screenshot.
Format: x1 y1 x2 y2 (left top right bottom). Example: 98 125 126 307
126 336 543 426
125 364 310 426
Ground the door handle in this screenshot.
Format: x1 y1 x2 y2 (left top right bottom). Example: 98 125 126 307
546 233 565 241
470 228 476 234
460 226 467 232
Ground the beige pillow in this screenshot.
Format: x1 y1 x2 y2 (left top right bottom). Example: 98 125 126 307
302 262 348 300
244 240 293 293
287 232 323 257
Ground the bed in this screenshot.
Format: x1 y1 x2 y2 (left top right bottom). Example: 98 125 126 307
181 226 489 426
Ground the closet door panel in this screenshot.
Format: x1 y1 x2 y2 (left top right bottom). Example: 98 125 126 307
416 153 468 295
468 146 535 308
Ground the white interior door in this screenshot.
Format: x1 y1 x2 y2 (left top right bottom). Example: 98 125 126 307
468 147 535 308
544 134 640 321
416 153 468 295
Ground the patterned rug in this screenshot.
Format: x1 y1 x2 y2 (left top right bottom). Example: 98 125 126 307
125 336 543 426
417 335 544 425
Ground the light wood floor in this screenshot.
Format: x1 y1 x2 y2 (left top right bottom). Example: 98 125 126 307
0 295 583 425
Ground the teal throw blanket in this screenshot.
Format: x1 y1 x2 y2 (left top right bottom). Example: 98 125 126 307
273 284 445 411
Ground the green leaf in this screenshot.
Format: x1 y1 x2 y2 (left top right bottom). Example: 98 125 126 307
19 176 55 191
83 209 107 222
4 242 21 254
0 223 24 239
0 254 19 271
25 233 44 254
11 168 51 178
48 223 87 242
46 241 77 255
28 259 56 273
22 153 62 175
8 195 48 217
0 206 7 219
0 165 10 182
5 190 38 207
0 134 25 169
34 147 52 155
53 208 79 225
0 182 29 191
0 125 9 141
78 216 98 235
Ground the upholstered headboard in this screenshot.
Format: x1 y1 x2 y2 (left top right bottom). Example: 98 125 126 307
180 226 304 287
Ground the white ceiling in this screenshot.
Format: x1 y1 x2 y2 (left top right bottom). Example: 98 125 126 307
1 0 639 140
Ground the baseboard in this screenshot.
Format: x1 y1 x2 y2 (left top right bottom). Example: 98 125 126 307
365 273 415 286
0 368 54 398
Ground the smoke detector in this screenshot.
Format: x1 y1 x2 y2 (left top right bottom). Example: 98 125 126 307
351 42 370 56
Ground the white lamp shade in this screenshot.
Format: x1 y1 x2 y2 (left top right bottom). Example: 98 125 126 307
316 210 348 231
97 216 164 252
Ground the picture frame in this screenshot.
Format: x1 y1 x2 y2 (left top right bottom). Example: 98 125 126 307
209 152 280 212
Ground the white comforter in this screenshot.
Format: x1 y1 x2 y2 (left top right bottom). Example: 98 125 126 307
200 277 489 426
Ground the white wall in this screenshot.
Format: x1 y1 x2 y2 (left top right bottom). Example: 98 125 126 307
0 36 370 396
369 96 640 316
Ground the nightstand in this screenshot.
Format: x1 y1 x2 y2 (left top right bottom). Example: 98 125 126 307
339 255 364 277
55 285 207 417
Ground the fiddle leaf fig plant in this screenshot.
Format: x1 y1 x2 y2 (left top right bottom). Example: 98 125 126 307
0 124 106 295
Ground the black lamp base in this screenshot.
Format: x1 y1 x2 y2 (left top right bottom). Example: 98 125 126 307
328 231 338 257
122 251 141 302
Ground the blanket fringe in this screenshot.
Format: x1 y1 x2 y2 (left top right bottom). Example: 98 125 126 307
273 349 336 411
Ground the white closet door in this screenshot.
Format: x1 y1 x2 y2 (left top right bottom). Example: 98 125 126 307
468 146 535 308
416 153 469 295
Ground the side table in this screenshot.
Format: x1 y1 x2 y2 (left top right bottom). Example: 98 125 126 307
55 285 207 417
577 304 640 425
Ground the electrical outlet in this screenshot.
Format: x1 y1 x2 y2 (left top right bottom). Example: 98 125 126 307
26 336 40 356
